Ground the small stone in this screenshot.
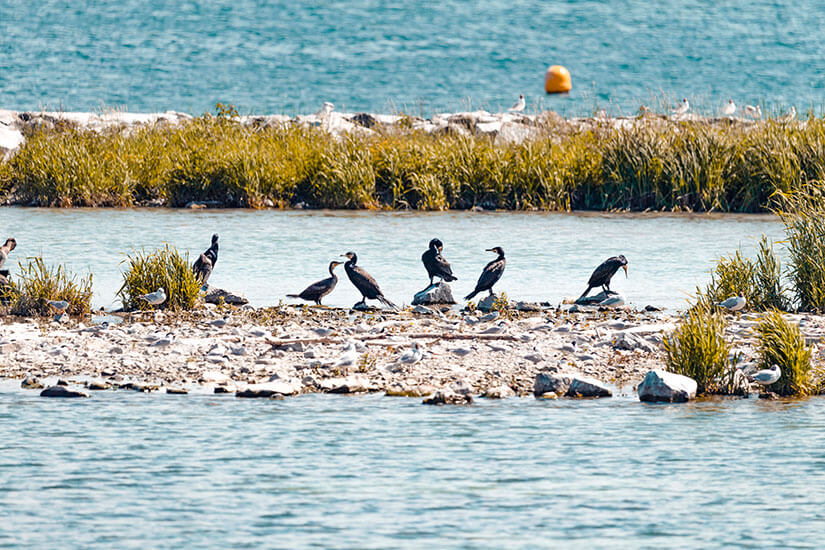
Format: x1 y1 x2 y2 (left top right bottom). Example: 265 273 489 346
567 376 612 398
214 385 235 394
483 384 515 399
204 286 249 305
166 387 188 395
87 380 111 390
476 294 501 313
422 390 473 405
412 282 456 305
516 301 541 312
40 386 90 398
21 376 43 389
56 379 68 386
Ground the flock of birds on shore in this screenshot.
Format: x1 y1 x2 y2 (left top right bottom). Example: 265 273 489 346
0 233 785 389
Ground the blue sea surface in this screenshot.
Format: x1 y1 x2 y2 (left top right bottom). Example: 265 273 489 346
2 387 825 548
1 1 824 116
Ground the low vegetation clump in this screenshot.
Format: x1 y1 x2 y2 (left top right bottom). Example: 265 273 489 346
2 110 825 211
703 236 788 311
774 187 825 312
664 304 730 394
756 310 814 396
0 257 93 316
118 245 201 311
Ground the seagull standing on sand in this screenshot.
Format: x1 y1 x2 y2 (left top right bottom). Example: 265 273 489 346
717 295 746 311
138 288 167 306
671 98 689 117
744 105 762 119
721 99 736 117
749 364 781 390
509 94 525 112
334 341 359 368
398 342 424 365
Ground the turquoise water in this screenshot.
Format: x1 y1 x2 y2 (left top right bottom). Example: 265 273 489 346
1 1 823 116
0 208 783 310
2 385 825 548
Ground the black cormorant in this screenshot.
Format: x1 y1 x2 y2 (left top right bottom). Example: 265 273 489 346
421 238 457 288
464 247 506 300
287 261 342 305
192 234 219 285
0 237 17 273
580 255 627 298
341 251 397 309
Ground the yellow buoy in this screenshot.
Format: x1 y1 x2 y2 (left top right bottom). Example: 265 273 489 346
544 65 572 94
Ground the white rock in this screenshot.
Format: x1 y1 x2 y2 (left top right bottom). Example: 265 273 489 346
638 370 697 403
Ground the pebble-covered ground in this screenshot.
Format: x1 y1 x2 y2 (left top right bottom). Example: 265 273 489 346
3 303 824 400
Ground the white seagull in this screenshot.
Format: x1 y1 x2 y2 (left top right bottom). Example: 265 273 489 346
398 342 424 364
779 106 796 123
671 98 689 116
744 105 762 119
315 102 334 117
748 364 781 389
47 300 69 313
721 99 736 117
717 295 746 311
509 94 525 112
138 288 167 306
333 341 359 367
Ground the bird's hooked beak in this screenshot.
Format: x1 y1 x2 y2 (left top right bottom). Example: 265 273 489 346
622 264 628 278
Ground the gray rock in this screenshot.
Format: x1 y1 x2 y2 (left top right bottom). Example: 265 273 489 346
166 387 189 394
575 290 618 306
40 385 90 398
21 376 43 389
319 375 373 394
516 301 542 312
612 332 656 353
87 380 111 390
638 370 697 403
204 286 249 305
476 294 502 313
412 282 456 305
534 372 574 396
567 376 612 398
422 389 473 405
483 384 516 399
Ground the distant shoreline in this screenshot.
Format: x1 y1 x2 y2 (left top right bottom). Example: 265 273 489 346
0 107 812 212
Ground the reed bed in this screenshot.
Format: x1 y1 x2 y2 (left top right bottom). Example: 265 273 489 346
3 115 825 211
118 245 201 311
0 257 93 316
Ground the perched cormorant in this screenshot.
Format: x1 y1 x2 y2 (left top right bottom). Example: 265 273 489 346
287 261 342 305
0 237 17 272
464 247 506 300
421 238 457 288
192 234 219 285
580 255 627 299
341 251 397 309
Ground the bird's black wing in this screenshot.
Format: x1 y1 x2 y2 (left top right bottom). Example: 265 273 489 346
347 265 383 299
475 258 505 292
433 252 456 280
298 276 336 300
587 258 619 288
193 253 213 284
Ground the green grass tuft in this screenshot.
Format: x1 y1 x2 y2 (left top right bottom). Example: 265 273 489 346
118 245 201 311
755 310 814 396
1 257 92 316
664 304 730 394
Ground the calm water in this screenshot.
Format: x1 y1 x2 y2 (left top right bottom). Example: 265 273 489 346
1 1 823 116
0 208 783 310
1 385 824 548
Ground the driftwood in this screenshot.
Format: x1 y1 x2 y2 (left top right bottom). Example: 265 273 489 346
267 332 517 348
